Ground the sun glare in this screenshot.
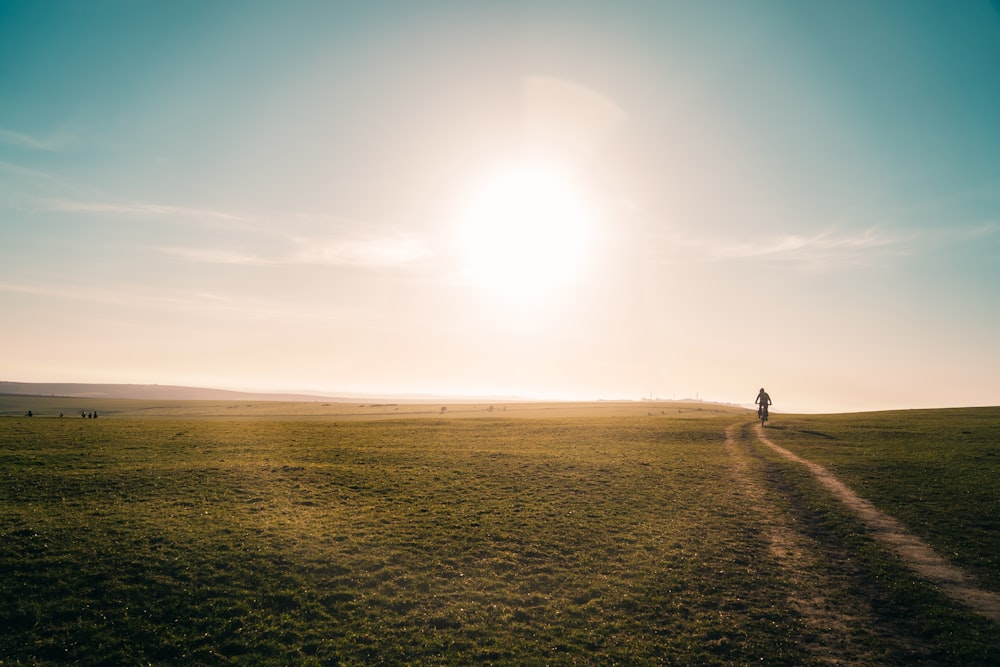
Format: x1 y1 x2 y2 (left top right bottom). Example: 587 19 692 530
455 161 596 298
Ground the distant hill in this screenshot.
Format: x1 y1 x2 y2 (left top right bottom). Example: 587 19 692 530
0 381 531 404
0 381 335 402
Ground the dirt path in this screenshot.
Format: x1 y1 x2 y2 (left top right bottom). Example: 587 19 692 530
724 424 876 662
753 423 1000 625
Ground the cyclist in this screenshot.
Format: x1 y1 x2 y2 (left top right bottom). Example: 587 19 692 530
755 388 771 420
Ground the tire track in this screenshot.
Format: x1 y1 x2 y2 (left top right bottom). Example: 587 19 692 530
724 424 873 663
754 423 1000 625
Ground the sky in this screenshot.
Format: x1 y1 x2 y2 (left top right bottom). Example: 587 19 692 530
2 0 999 413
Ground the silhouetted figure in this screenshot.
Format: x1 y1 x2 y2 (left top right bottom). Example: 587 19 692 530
26 410 32 417
755 387 772 421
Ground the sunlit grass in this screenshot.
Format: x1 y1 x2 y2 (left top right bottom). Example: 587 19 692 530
763 408 1000 590
1 409 997 664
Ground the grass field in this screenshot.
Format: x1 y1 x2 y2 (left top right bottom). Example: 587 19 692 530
761 409 1000 593
1 403 997 664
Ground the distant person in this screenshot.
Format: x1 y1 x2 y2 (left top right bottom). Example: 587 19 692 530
26 410 32 417
755 388 772 419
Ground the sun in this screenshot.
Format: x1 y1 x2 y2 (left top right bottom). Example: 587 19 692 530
455 160 596 298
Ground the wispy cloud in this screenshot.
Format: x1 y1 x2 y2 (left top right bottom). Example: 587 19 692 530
946 220 999 240
0 281 152 308
0 128 61 151
156 247 272 266
47 198 250 227
289 235 429 267
44 197 413 242
0 160 57 181
43 193 430 269
660 227 912 270
656 219 1000 271
0 281 354 323
160 234 430 269
712 228 906 262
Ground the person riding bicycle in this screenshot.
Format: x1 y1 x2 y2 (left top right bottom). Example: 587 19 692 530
755 388 771 419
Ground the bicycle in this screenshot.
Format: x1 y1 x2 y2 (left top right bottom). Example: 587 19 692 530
758 404 769 427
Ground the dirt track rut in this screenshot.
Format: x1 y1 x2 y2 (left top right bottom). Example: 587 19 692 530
724 424 876 662
751 422 1000 625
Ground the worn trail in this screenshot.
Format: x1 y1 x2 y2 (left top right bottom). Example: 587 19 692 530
752 423 1000 625
724 424 875 663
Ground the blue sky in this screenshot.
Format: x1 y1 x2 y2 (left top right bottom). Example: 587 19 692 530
2 0 999 412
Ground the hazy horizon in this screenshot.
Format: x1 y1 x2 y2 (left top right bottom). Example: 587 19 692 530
3 1 999 414
0 379 740 406
4 371 999 417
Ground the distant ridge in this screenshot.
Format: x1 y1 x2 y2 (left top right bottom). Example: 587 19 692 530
0 381 530 404
0 381 335 402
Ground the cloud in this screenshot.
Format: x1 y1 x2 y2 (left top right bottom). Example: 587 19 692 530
952 221 999 240
714 228 904 262
160 234 430 269
0 129 60 151
655 219 1000 271
290 235 429 267
44 193 430 269
0 160 57 181
157 247 271 266
659 227 912 270
0 281 152 308
46 198 249 227
0 280 352 323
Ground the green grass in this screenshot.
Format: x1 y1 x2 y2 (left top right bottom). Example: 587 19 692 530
1 409 997 664
748 420 998 665
762 408 1000 591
